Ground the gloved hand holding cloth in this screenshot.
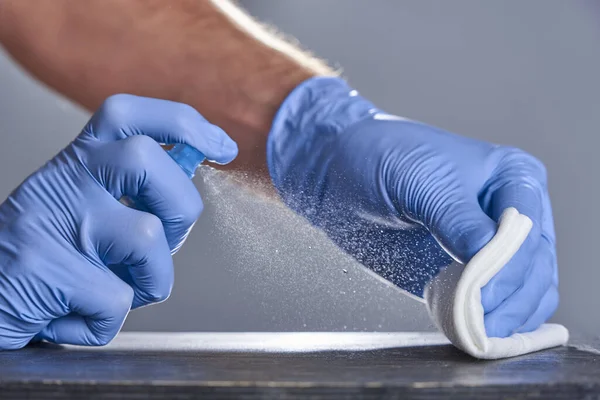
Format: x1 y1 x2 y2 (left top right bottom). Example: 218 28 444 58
267 77 568 358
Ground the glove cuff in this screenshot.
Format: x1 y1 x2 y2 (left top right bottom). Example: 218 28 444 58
266 76 377 195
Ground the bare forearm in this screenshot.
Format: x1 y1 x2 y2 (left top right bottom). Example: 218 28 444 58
0 0 332 176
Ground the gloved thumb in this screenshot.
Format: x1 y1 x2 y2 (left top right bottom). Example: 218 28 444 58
428 200 498 265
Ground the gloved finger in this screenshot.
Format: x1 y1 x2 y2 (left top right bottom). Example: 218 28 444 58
35 268 133 346
516 284 559 334
540 193 559 287
429 198 497 265
89 135 203 251
480 227 540 313
91 203 174 309
483 240 555 337
83 94 238 164
480 157 547 312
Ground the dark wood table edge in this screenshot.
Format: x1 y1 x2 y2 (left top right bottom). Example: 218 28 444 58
2 380 600 400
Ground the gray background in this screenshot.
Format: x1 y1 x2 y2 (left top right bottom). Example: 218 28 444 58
0 0 598 336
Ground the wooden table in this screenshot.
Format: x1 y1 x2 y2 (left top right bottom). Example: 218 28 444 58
1 332 599 399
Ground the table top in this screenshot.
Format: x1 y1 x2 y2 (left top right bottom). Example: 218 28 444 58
1 332 599 399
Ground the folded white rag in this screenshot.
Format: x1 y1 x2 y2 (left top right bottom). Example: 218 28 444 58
424 207 569 359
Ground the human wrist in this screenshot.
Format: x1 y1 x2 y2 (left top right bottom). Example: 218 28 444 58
181 59 315 149
0 0 16 40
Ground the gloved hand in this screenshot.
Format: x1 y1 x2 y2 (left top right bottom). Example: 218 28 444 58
0 94 237 350
268 77 557 338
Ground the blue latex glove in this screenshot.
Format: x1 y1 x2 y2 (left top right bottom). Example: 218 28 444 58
268 77 557 338
0 94 237 349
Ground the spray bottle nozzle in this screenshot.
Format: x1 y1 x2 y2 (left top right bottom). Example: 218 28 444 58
167 143 206 179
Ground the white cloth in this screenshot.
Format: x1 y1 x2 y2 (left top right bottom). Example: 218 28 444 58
424 207 569 359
